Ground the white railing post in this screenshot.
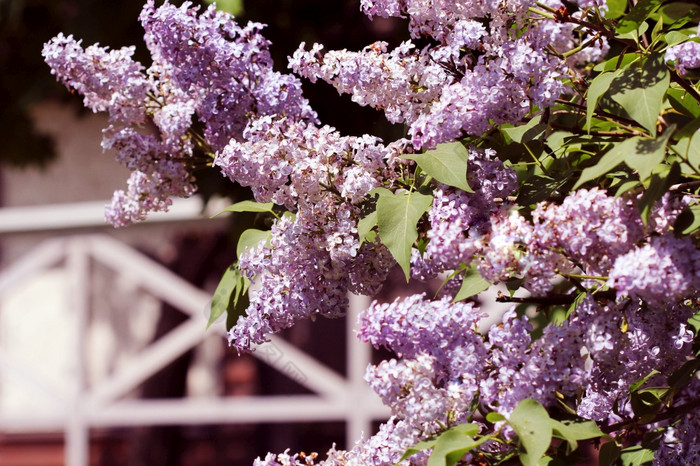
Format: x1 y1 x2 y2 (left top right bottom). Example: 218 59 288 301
65 239 90 466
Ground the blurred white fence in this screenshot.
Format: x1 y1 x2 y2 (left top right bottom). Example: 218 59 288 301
0 199 389 465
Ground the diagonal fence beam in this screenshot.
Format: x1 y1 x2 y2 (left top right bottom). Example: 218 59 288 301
87 235 211 318
0 238 66 297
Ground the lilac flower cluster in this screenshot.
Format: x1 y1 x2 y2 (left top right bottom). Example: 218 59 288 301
666 36 700 76
472 188 645 295
608 234 700 305
273 289 694 463
357 298 585 439
411 147 517 286
139 0 316 151
43 0 316 226
218 118 407 351
215 117 405 210
532 187 644 275
654 378 700 465
292 0 609 149
42 33 151 125
229 209 396 352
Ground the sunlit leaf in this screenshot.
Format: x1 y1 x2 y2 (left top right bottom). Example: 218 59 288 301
509 399 553 466
453 266 491 302
208 264 239 328
358 210 378 244
616 0 663 35
609 55 669 136
620 446 655 466
403 142 473 192
237 228 271 257
376 189 433 280
212 200 275 218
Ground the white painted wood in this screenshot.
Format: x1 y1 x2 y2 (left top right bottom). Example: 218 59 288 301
0 222 391 463
0 198 205 233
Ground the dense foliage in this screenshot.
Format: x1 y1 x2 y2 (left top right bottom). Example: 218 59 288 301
43 0 700 464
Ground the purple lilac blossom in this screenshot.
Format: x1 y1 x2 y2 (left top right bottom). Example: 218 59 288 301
476 208 564 296
214 116 405 211
254 417 427 465
608 234 700 304
42 33 151 125
229 208 395 352
357 294 485 365
140 0 316 151
42 33 198 227
44 0 318 227
573 297 695 422
654 378 700 465
296 0 612 149
532 188 644 276
666 40 700 76
410 147 518 286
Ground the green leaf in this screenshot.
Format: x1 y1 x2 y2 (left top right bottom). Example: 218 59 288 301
451 423 480 436
204 0 244 16
629 370 661 393
209 263 251 332
212 200 275 217
672 129 700 174
226 279 250 331
402 142 473 192
586 72 617 131
376 189 433 280
575 127 674 189
689 308 700 334
617 18 649 40
398 438 439 463
358 210 378 244
486 411 506 423
599 441 621 466
624 125 675 183
236 228 271 257
453 266 491 302
427 430 475 466
509 399 553 466
616 0 663 35
615 179 642 198
517 175 569 205
208 264 239 328
501 115 546 144
594 52 642 72
574 142 627 189
619 446 654 466
664 30 691 47
673 204 700 235
606 0 627 19
398 424 482 465
630 388 666 419
609 55 670 136
658 3 700 28
550 419 605 452
668 358 700 389
667 87 700 118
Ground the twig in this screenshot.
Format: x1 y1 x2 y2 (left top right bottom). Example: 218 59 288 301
669 180 700 192
602 397 700 434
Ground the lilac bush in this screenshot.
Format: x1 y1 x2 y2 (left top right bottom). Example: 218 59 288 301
44 0 700 464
